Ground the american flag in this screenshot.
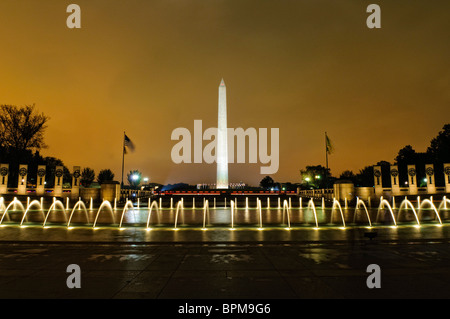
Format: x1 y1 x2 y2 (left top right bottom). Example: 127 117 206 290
325 132 333 155
124 134 135 154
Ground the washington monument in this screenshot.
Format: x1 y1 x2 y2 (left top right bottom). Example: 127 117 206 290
216 78 228 189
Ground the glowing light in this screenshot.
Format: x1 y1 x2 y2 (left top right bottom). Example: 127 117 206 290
146 228 152 231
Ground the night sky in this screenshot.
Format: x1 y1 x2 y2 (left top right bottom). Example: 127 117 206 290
1 0 449 186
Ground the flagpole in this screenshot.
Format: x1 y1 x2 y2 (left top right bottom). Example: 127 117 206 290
121 131 125 188
325 132 329 189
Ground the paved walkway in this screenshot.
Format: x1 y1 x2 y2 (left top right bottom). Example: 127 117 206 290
1 239 450 299
1 223 450 299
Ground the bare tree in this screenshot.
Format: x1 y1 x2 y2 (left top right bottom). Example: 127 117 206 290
0 104 49 151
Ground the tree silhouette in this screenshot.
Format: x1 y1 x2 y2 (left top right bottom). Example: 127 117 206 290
80 167 95 187
0 104 49 152
260 176 275 189
97 169 115 184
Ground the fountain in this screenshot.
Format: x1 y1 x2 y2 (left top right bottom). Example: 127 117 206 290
42 200 67 227
67 199 89 227
92 200 115 228
306 198 319 228
173 200 184 229
376 199 397 226
354 198 372 226
282 199 291 229
0 195 449 232
118 200 136 228
330 198 346 228
256 198 263 229
397 198 420 226
0 197 25 225
19 199 44 226
202 199 210 229
418 199 442 225
438 196 450 214
230 200 235 229
146 200 159 229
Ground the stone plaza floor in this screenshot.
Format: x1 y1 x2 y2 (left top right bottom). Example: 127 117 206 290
0 224 450 300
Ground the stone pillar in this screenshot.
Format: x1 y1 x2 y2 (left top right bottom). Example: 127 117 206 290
373 165 383 197
54 166 64 197
71 166 81 198
407 164 418 195
36 165 46 196
390 165 400 196
444 163 450 193
17 164 28 195
425 164 436 194
0 164 9 194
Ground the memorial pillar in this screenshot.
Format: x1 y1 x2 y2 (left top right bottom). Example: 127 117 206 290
373 165 383 197
390 165 400 196
0 164 9 194
425 164 436 194
407 165 418 195
36 165 46 196
17 164 28 195
54 166 64 197
443 163 450 194
71 166 81 199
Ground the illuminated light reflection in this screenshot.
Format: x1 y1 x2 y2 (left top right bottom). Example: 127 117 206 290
413 225 421 229
146 228 152 231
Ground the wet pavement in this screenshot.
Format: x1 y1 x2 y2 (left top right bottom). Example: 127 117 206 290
1 224 450 299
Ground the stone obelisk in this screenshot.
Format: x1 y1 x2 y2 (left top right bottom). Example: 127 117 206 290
216 78 228 189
